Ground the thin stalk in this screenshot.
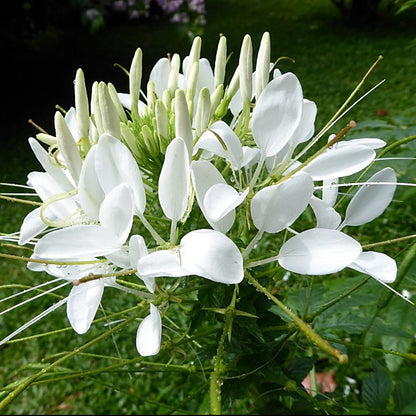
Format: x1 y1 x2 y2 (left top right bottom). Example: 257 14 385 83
245 271 348 364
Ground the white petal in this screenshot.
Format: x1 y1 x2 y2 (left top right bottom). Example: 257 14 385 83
78 145 105 221
309 196 342 229
67 280 104 334
19 207 47 244
251 172 314 233
322 178 339 207
252 73 303 157
302 145 375 180
105 247 131 268
204 184 249 222
278 228 362 275
137 250 189 278
241 146 260 168
343 167 396 227
349 251 397 283
129 235 156 293
180 229 244 284
288 99 317 148
158 138 190 221
99 183 133 243
35 225 122 260
149 58 170 98
195 121 243 169
190 161 235 233
136 304 162 356
95 134 146 214
336 138 386 150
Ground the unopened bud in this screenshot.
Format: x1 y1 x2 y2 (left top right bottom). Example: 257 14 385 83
155 99 169 140
168 53 180 97
175 89 193 159
195 87 211 138
255 32 271 101
239 34 253 105
74 68 90 151
108 83 128 123
214 35 227 89
98 82 120 139
120 123 140 157
91 81 104 136
130 48 143 120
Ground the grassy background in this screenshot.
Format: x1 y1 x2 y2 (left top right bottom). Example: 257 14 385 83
1 0 416 413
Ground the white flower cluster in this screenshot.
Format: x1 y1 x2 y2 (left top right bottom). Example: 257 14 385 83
3 32 398 356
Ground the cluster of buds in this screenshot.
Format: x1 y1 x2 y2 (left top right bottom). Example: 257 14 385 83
1 33 399 356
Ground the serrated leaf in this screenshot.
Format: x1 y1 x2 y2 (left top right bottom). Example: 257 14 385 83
362 360 392 410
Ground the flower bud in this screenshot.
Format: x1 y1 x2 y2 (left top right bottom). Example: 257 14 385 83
146 81 157 114
185 60 199 114
91 81 104 137
239 34 253 105
155 99 169 140
98 82 121 139
168 53 180 97
108 82 128 123
74 68 90 152
255 32 271 101
214 35 227 89
186 36 201 86
175 89 193 159
130 47 143 120
210 84 224 119
195 87 211 138
120 123 140 157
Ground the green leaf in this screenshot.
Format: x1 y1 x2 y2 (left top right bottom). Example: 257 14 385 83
393 368 416 413
362 359 392 411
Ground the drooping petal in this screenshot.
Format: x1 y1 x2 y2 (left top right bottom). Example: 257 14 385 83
252 72 303 157
309 196 342 229
204 184 249 222
278 228 362 275
99 183 133 243
67 279 104 334
241 146 261 168
343 167 397 227
251 172 314 233
137 250 189 278
136 303 162 357
180 229 244 284
287 99 317 148
302 145 375 180
194 121 244 169
158 137 190 221
78 145 105 221
349 251 397 283
35 225 122 260
129 235 156 293
19 207 48 245
190 161 235 233
94 134 146 214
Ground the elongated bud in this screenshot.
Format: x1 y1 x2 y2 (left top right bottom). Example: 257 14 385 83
120 123 140 157
74 68 90 152
155 99 169 140
168 53 180 96
146 81 157 113
98 82 121 139
36 132 56 146
108 82 128 123
195 87 211 138
130 48 143 120
239 34 253 105
210 84 223 119
91 81 104 137
187 36 201 80
54 111 82 184
175 89 193 159
186 60 199 115
255 32 271 101
227 65 240 99
141 124 159 156
214 35 227 88
162 89 171 111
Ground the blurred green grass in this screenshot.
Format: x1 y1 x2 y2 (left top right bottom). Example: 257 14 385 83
0 0 415 413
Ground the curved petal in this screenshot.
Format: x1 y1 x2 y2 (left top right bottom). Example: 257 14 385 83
180 229 244 284
288 99 317 148
78 145 105 221
137 250 189 278
251 172 314 233
349 251 397 283
149 57 170 98
336 138 386 149
204 184 249 222
190 161 235 233
278 228 362 275
309 196 341 229
19 207 48 245
343 167 396 227
67 280 104 334
252 72 303 157
35 225 122 260
95 134 146 215
302 145 375 180
99 183 133 243
158 137 190 221
136 304 162 356
129 235 156 293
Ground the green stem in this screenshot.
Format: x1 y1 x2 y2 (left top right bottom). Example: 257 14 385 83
245 271 348 364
